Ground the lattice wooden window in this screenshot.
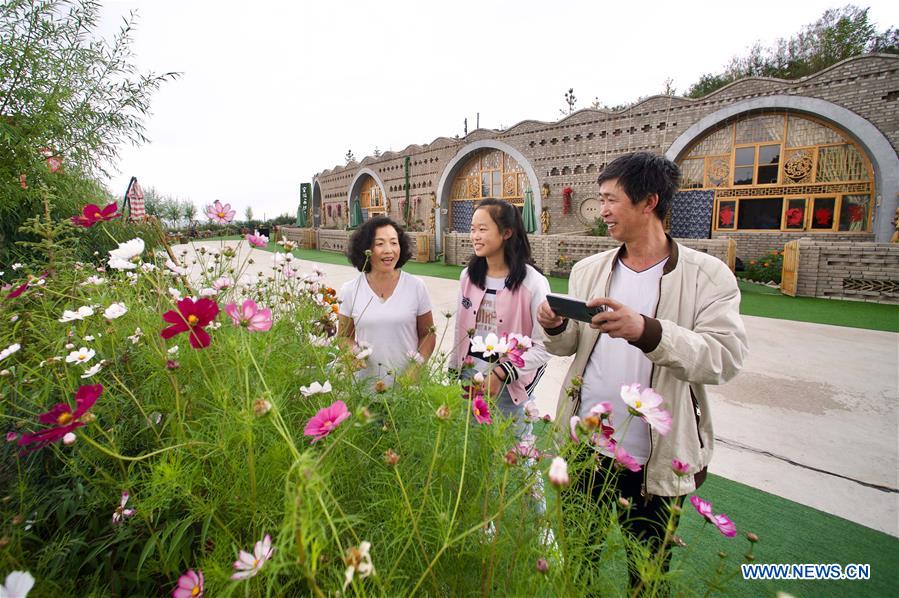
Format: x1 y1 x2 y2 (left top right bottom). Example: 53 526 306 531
357 176 385 213
678 112 874 233
449 149 528 205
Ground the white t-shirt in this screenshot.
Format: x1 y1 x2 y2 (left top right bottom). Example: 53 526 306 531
339 271 432 384
580 258 667 464
471 275 505 373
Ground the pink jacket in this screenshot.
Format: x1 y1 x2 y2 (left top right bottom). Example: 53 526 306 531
451 265 551 405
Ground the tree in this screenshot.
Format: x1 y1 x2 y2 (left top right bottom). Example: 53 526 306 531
245 206 254 224
373 146 381 157
0 0 176 256
686 5 898 97
182 200 197 226
162 199 181 229
345 149 355 163
561 88 577 115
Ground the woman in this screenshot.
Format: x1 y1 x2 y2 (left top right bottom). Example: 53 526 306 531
451 198 551 428
338 216 435 385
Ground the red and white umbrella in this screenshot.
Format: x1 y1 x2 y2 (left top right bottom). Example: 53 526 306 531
124 177 146 221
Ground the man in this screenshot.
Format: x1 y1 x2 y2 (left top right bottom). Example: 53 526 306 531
537 152 748 583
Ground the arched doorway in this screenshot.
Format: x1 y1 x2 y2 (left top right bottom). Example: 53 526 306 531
673 112 875 236
312 180 323 228
435 140 541 251
347 169 388 223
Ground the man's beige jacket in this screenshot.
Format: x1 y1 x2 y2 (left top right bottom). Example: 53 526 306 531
546 239 748 497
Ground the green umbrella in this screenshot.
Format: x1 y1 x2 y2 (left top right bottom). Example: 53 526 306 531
350 195 363 228
523 188 537 233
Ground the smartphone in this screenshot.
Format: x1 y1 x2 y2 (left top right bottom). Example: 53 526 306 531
546 293 606 323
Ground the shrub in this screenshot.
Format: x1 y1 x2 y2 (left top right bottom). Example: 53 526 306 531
739 249 783 284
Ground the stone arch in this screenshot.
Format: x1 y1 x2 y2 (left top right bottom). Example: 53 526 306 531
665 95 899 242
312 179 323 228
347 168 388 219
434 139 542 251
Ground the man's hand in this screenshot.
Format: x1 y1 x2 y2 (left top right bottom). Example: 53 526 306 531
587 297 645 342
537 300 564 330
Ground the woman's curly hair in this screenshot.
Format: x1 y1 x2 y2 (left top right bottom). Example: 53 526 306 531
346 215 413 272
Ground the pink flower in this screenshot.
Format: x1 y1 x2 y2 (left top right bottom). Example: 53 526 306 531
613 445 642 472
568 416 581 442
712 513 737 537
304 400 350 443
620 383 672 435
206 200 236 224
225 299 273 332
548 456 569 487
231 534 274 580
173 569 204 598
6 282 28 300
672 459 690 476
690 495 715 522
472 396 492 424
588 402 613 419
212 276 233 291
6 431 18 442
246 232 268 248
112 491 136 524
71 202 121 228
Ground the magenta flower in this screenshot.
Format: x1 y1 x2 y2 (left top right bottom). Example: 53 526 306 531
672 459 690 476
6 282 28 300
18 384 102 452
225 299 273 332
160 297 220 349
71 202 121 228
231 534 274 580
304 400 350 443
245 232 268 248
690 495 715 522
613 445 642 472
472 396 492 424
112 491 136 524
206 200 236 224
713 513 737 537
173 568 204 598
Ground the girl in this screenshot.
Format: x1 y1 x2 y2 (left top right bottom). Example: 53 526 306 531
451 198 551 428
338 216 435 385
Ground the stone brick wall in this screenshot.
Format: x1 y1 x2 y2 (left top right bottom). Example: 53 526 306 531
713 231 876 261
315 55 898 237
316 228 435 263
443 232 733 273
795 241 899 303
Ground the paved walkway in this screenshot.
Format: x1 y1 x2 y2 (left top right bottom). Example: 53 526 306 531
178 241 899 536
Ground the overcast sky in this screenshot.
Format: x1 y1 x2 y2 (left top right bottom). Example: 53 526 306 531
98 0 898 220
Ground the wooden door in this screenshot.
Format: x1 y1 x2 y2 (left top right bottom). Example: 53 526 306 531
780 240 799 296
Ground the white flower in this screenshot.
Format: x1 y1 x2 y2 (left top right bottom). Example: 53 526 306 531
103 302 128 320
140 262 157 272
343 541 375 590
208 321 222 330
65 343 75 350
353 342 373 360
109 238 144 261
63 432 77 445
58 305 94 322
199 287 217 297
108 257 136 270
406 350 424 364
168 287 182 301
127 327 143 344
548 457 569 488
9 314 18 323
300 380 332 397
469 333 509 358
1 571 35 597
165 259 189 276
213 276 233 291
81 275 105 285
0 343 21 361
167 345 179 355
11 263 23 270
81 363 103 378
65 347 95 364
83 335 95 342
125 271 138 281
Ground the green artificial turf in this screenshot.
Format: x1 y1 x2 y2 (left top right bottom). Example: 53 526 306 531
671 474 898 597
204 238 898 332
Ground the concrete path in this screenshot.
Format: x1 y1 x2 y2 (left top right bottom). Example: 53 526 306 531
178 241 899 536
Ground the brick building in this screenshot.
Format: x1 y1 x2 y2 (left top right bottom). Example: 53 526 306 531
312 54 899 260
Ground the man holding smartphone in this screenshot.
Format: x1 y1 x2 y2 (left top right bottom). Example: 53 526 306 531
536 152 748 585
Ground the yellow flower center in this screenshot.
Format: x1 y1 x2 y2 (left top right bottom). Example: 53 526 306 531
217 211 225 218
57 412 73 425
486 345 494 351
253 558 260 568
78 353 87 360
635 400 642 409
191 587 201 597
187 315 199 325
94 212 102 218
